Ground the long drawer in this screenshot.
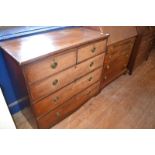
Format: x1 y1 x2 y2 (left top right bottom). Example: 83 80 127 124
105 37 135 64
77 40 106 63
37 81 100 128
32 68 102 117
29 53 105 101
23 49 77 84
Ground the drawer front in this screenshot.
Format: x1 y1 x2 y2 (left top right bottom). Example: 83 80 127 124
108 37 135 53
77 40 106 62
29 53 105 101
75 53 105 79
102 54 128 87
105 38 135 64
24 50 76 83
32 68 102 117
37 82 100 128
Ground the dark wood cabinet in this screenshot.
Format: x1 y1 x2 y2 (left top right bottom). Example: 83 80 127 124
128 26 155 74
101 36 136 88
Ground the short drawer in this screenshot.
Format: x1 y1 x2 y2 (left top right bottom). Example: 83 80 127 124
29 53 105 101
77 40 106 63
23 49 76 83
32 68 102 117
37 82 100 128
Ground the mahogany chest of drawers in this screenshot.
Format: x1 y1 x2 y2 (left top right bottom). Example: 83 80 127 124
101 36 136 87
101 27 137 87
1 27 109 128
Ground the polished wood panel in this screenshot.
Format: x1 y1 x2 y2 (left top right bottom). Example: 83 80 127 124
0 27 108 65
12 49 155 129
84 27 137 88
77 40 106 62
84 26 137 45
103 27 137 46
23 50 76 84
32 68 102 117
52 50 155 129
29 53 105 101
37 82 100 128
101 37 135 88
102 59 127 87
128 26 155 74
1 27 108 128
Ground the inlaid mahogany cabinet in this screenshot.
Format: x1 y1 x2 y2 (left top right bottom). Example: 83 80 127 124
0 27 109 128
84 26 137 88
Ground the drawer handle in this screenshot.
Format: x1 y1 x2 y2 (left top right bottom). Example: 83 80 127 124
89 62 94 67
53 96 59 103
106 65 110 69
91 47 96 53
52 79 58 86
51 61 58 69
88 77 93 81
56 112 61 118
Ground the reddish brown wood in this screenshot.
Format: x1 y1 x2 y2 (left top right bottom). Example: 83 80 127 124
84 26 137 45
84 26 137 87
0 27 108 65
128 26 155 74
1 27 109 128
32 68 102 118
29 53 105 101
3 52 28 97
23 49 76 84
37 81 100 129
101 37 136 88
77 40 106 63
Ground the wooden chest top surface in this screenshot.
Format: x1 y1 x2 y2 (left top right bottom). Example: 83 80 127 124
84 26 137 45
101 26 137 45
0 27 108 65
